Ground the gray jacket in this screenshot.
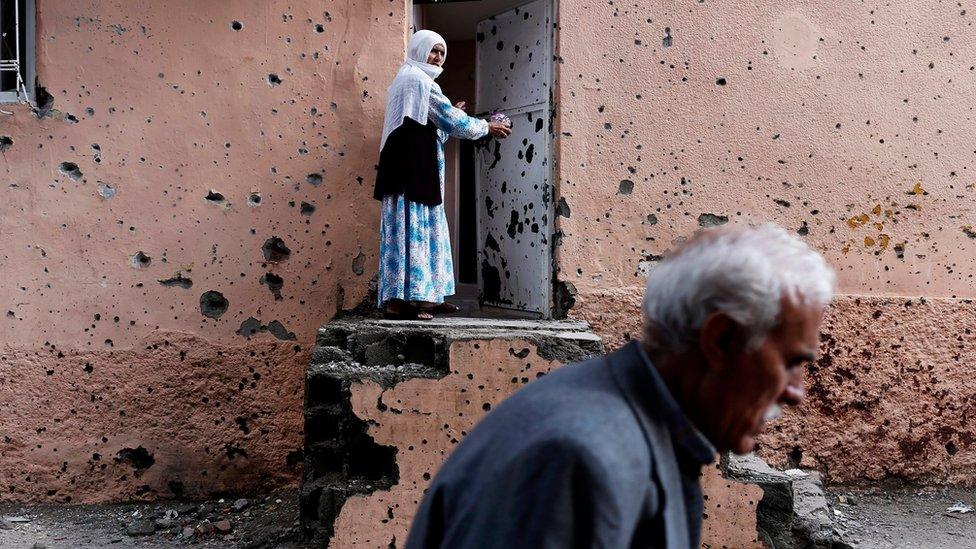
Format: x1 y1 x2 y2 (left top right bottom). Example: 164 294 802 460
405 341 716 549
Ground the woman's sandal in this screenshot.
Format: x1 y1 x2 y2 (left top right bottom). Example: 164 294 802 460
384 303 434 321
419 302 461 314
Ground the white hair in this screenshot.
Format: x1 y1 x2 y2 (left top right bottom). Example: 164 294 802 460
642 223 836 353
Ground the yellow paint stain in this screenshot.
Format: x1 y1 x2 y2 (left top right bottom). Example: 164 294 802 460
871 204 882 216
841 243 851 254
864 236 876 247
910 182 925 195
878 234 890 251
846 213 870 228
874 222 884 231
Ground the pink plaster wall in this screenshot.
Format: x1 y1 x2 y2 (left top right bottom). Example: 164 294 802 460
332 338 757 549
0 0 405 502
553 1 976 484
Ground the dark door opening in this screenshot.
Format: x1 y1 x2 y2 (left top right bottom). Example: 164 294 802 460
413 0 554 319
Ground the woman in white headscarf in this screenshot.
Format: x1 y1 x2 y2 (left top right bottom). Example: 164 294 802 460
374 30 511 320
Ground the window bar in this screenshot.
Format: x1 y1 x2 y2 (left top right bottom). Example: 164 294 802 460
0 0 32 107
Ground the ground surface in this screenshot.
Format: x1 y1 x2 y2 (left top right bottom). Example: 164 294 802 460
0 490 301 549
0 486 973 548
831 486 976 548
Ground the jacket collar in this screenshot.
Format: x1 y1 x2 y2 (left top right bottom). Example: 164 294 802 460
608 341 716 465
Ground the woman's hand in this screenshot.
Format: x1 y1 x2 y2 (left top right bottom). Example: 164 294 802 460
488 121 512 138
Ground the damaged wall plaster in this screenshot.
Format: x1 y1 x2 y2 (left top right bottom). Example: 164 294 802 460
0 0 405 503
553 0 976 483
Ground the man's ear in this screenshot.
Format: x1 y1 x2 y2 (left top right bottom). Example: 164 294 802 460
699 311 747 373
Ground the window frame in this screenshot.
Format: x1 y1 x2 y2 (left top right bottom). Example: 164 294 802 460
0 0 36 104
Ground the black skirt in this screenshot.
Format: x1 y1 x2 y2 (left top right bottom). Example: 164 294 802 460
373 117 442 206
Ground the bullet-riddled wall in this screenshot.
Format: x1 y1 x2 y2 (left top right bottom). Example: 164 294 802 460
0 0 402 502
3 0 975 507
554 0 976 484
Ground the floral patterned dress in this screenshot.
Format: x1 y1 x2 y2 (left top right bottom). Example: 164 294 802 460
378 84 489 306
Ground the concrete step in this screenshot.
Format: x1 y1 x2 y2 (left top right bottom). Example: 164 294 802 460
301 316 604 545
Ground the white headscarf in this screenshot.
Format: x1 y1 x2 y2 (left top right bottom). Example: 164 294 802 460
380 30 447 152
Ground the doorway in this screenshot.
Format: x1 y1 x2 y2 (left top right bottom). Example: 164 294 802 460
412 0 555 319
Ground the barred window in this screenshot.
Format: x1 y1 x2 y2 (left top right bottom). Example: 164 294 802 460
0 0 34 103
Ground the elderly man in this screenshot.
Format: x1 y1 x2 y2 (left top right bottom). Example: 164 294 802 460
405 224 836 549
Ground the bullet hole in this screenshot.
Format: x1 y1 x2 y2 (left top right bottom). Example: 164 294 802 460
946 441 958 455
715 77 727 86
286 449 303 468
352 252 366 275
314 23 325 33
64 113 79 124
231 20 243 31
236 317 296 340
306 173 323 185
235 416 251 435
225 444 248 460
260 273 284 300
300 201 316 215
788 446 803 468
618 179 635 195
85 107 95 116
489 140 502 169
662 27 673 48
894 243 905 260
130 251 151 269
158 273 193 289
553 280 577 319
496 40 505 51
774 199 791 208
199 290 229 318
637 254 664 277
168 481 184 496
35 85 54 119
797 222 809 236
556 197 571 218
481 260 502 304
262 237 291 262
646 213 658 225
525 143 535 163
0 136 12 152
237 317 264 337
268 320 296 340
267 73 282 87
507 210 520 238
115 447 155 470
698 213 729 227
83 362 93 373
97 182 117 199
535 118 544 132
247 191 262 207
58 162 83 181
205 189 227 205
485 233 501 252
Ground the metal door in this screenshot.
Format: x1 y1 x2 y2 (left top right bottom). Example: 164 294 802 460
475 0 552 315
